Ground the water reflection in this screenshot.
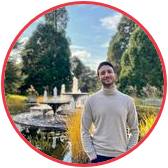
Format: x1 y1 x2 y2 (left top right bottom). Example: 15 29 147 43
17 124 71 162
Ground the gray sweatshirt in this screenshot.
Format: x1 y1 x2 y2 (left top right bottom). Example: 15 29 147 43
81 86 139 160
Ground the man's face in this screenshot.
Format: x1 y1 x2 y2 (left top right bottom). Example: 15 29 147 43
98 65 116 87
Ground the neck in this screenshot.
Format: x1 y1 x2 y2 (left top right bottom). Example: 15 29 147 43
101 84 117 95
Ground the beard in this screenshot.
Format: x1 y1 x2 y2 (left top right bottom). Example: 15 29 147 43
101 80 114 88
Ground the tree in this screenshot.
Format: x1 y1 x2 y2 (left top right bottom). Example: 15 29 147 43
21 23 72 95
71 56 100 92
78 67 100 93
107 15 136 75
5 40 25 94
4 59 20 94
119 26 163 96
71 56 85 78
44 7 68 33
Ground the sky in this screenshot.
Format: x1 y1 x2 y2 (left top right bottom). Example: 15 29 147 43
19 4 122 71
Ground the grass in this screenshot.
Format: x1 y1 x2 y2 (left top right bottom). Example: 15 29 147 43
6 94 160 163
137 105 159 141
65 105 159 163
139 112 157 140
29 131 69 161
30 132 52 150
5 94 28 115
136 105 160 115
66 108 89 164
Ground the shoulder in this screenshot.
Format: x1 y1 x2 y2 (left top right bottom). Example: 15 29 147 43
116 90 134 103
83 91 101 110
116 90 136 112
85 90 102 103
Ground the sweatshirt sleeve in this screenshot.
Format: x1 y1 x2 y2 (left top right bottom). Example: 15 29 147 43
126 98 139 150
81 97 97 161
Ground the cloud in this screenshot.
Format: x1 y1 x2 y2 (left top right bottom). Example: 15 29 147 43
100 13 122 31
18 37 29 45
70 45 85 50
10 37 29 63
71 50 91 59
84 57 106 71
10 49 21 63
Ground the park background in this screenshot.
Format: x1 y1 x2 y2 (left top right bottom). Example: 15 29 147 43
3 3 164 164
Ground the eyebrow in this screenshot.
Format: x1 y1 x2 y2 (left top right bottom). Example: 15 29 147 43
100 68 114 74
107 69 114 72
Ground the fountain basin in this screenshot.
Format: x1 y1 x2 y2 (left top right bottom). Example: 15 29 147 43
12 111 67 131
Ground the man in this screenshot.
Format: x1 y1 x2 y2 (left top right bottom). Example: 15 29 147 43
81 61 139 163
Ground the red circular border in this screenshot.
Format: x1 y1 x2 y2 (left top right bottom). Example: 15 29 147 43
1 1 167 167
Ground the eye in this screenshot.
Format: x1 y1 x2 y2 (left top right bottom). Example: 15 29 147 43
107 69 113 74
100 71 105 75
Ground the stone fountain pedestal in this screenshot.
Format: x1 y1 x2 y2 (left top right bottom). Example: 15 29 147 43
12 107 67 131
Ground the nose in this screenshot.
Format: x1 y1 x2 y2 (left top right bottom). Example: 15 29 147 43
104 72 110 78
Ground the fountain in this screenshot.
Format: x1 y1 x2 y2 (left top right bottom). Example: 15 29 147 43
12 79 87 131
72 76 79 93
12 87 71 130
40 86 70 117
53 87 57 101
62 76 88 107
69 98 75 113
11 86 73 162
12 110 65 130
61 84 65 94
43 89 48 102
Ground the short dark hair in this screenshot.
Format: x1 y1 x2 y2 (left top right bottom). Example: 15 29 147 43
97 61 115 75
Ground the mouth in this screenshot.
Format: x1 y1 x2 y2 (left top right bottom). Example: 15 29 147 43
104 77 111 81
103 79 112 83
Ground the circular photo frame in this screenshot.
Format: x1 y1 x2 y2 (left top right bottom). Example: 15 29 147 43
1 1 167 167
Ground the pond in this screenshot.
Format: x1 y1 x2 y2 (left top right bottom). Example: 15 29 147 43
7 97 89 164
15 123 72 163
7 98 73 163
